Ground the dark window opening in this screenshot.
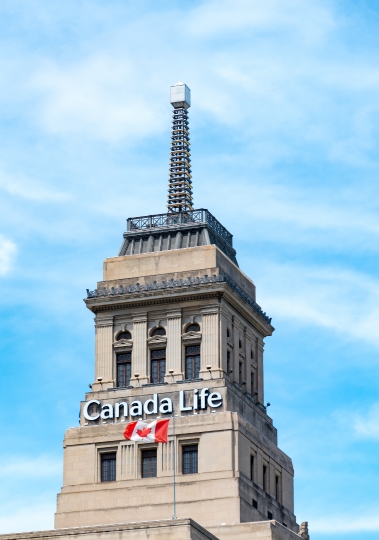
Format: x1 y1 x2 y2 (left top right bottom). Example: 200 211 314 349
101 452 116 482
275 475 279 501
268 511 273 520
185 345 200 379
263 465 267 491
117 352 131 387
251 349 254 359
227 351 231 374
186 323 200 333
251 372 255 395
182 445 198 474
239 362 243 385
142 449 157 478
117 331 131 340
151 327 166 337
282 523 287 528
239 339 242 348
227 328 230 338
250 455 254 482
151 349 166 383
252 499 258 509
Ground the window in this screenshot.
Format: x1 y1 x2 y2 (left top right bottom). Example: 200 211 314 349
186 323 200 333
251 372 255 395
239 362 243 385
182 445 198 474
101 452 116 482
117 352 131 387
185 345 200 379
263 465 267 491
268 511 273 520
227 351 231 374
117 331 131 340
141 449 157 478
252 499 258 509
239 339 242 348
250 455 254 482
151 349 166 383
151 327 166 337
275 475 280 501
227 328 230 338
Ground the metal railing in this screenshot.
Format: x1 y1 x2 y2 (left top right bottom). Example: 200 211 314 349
127 209 233 246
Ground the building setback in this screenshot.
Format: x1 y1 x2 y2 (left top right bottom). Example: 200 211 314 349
2 84 309 540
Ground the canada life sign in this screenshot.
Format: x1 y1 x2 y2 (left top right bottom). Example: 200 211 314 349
83 388 223 421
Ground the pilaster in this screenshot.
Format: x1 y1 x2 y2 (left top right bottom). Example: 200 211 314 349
200 304 221 378
165 308 183 381
130 312 148 385
94 316 113 390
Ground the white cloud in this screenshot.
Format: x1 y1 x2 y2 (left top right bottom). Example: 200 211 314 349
253 262 379 347
0 503 55 534
0 168 71 202
0 235 16 276
0 455 61 479
353 403 379 441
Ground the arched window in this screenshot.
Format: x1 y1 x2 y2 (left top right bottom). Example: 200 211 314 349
151 327 166 337
186 323 200 333
117 331 131 341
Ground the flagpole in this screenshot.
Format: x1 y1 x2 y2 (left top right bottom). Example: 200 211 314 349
172 413 177 519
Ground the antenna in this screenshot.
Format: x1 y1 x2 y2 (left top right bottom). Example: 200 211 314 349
167 83 193 213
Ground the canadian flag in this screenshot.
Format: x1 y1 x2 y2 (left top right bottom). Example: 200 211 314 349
123 419 170 443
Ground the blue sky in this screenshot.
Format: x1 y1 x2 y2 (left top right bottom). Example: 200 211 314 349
0 1 379 538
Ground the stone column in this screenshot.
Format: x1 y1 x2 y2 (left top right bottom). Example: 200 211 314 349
94 315 114 390
257 338 264 405
165 309 182 382
200 304 221 378
130 312 148 385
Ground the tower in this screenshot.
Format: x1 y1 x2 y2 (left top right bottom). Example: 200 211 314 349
54 84 301 540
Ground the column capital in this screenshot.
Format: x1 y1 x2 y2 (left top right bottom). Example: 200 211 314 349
132 312 148 323
95 315 113 328
166 308 182 319
201 304 219 316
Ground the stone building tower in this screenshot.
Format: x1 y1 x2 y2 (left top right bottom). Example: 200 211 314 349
52 84 302 540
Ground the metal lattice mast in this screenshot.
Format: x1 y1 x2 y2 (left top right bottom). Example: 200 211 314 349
167 83 193 213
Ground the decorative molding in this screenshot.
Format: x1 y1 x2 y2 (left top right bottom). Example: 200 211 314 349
86 273 272 325
182 331 202 343
227 337 234 349
147 335 167 346
113 339 133 349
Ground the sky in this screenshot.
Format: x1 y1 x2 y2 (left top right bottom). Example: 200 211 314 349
0 1 378 538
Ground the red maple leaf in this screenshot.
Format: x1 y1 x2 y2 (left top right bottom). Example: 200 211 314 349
137 426 152 438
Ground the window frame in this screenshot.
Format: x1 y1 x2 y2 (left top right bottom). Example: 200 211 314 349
141 447 158 478
185 344 201 380
100 451 117 482
182 444 198 475
150 348 166 383
116 352 132 388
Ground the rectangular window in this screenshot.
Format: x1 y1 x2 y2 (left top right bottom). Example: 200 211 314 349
252 499 258 509
239 362 243 385
185 345 200 379
151 349 166 383
251 372 255 395
227 351 231 374
275 475 280 501
250 455 254 482
101 452 116 482
182 445 198 474
141 449 157 478
117 352 131 387
268 511 273 520
263 465 267 491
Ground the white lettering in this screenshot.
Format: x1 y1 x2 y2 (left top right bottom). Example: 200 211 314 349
100 404 114 419
200 388 209 409
180 390 192 411
193 388 199 410
130 400 143 416
208 392 222 408
115 402 128 418
144 394 158 415
159 397 173 414
83 400 100 421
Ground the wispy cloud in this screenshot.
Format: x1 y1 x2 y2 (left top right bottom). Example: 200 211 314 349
0 455 61 479
0 235 16 276
254 262 379 347
0 168 71 202
353 403 379 441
